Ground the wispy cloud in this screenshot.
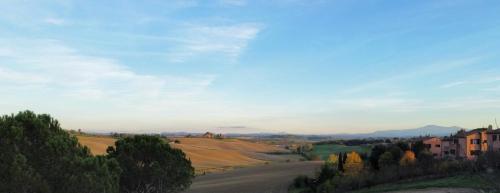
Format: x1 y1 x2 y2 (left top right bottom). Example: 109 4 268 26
43 17 66 25
0 38 216 103
440 81 468 88
166 23 262 62
343 57 483 94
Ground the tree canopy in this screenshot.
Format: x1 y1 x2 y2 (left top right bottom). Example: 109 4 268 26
0 111 121 193
107 135 195 193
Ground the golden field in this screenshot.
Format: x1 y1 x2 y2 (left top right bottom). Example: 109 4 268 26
76 135 288 173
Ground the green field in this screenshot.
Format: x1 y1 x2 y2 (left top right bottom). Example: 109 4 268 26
349 174 499 193
312 144 371 160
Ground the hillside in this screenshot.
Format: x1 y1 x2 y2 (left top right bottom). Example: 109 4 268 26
76 135 295 173
332 125 463 139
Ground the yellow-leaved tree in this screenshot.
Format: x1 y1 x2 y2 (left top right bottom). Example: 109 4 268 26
344 152 363 175
399 150 416 166
326 154 339 165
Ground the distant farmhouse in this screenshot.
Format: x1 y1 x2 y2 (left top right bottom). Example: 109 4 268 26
423 125 500 160
201 132 224 139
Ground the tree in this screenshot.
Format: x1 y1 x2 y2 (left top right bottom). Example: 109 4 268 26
107 135 195 193
327 154 339 165
317 163 339 184
387 145 403 162
396 142 410 151
369 145 386 170
0 111 120 193
338 152 344 172
344 152 363 175
411 141 426 158
378 152 395 169
399 151 416 166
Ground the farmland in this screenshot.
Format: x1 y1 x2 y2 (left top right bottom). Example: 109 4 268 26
312 144 371 160
184 161 322 193
76 135 303 173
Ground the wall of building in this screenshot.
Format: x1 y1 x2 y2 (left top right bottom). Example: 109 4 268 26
423 137 442 158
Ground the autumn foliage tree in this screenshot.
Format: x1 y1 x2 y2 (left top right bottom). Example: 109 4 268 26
327 154 339 165
344 152 363 175
399 150 417 166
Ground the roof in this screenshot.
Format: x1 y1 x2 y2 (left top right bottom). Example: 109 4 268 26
487 129 500 134
465 128 487 135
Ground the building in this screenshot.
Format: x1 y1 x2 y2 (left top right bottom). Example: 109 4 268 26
487 129 500 152
423 137 442 158
465 128 488 159
422 127 500 160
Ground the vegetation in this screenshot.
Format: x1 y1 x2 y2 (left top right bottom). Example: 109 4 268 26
312 144 371 160
290 140 500 193
349 174 497 193
0 111 121 193
107 135 195 193
0 111 194 193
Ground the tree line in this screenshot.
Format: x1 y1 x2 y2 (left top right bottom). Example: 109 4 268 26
291 140 500 193
0 111 194 193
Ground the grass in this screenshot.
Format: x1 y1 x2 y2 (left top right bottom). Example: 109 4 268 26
349 174 498 193
313 144 371 160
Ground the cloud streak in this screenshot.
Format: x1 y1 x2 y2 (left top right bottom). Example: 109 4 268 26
166 23 262 62
0 38 216 105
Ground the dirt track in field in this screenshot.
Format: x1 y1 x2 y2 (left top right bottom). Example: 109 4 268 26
183 161 322 193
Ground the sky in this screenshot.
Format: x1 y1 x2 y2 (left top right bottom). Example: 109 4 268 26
1 0 500 134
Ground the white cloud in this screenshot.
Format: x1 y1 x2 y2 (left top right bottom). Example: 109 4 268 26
0 38 216 107
166 23 262 62
440 81 468 88
43 17 66 25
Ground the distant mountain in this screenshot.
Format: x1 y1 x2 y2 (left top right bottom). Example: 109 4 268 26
330 125 464 139
368 125 463 138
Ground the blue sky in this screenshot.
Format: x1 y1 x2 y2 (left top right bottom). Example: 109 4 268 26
1 0 500 134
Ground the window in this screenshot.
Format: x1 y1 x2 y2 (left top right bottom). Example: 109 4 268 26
425 144 431 149
494 135 498 141
450 149 456 155
453 139 458 144
470 139 480 144
444 151 449 155
470 150 481 156
435 144 441 147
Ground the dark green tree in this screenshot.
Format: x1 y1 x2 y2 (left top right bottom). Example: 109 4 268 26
387 145 403 162
395 142 410 151
107 135 195 193
0 111 121 193
411 141 426 158
369 145 386 170
338 152 344 172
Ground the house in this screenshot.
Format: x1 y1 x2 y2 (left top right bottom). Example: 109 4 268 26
202 132 214 138
201 132 224 139
465 128 488 159
423 137 442 158
487 129 500 152
422 126 499 160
